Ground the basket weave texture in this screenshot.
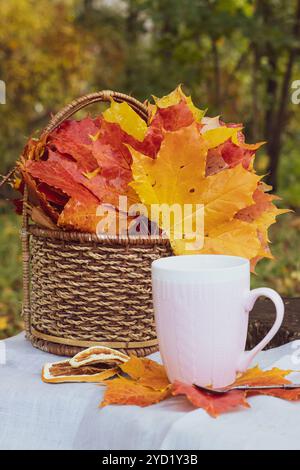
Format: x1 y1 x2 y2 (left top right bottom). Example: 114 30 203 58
22 91 173 357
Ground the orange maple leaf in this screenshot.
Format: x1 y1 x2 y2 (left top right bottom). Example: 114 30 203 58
100 356 171 407
172 366 300 418
101 377 171 407
172 381 249 418
120 356 170 391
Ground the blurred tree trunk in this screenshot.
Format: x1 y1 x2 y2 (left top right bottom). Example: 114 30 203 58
124 0 139 92
211 37 221 109
251 44 260 141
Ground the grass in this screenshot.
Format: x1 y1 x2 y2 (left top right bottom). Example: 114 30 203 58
251 213 300 296
0 210 23 339
0 210 299 340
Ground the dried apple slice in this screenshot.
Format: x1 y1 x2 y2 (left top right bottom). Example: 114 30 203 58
70 346 129 368
42 359 118 384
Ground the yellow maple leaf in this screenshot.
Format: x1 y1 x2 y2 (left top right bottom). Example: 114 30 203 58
202 127 243 149
101 377 171 407
101 357 171 407
235 187 290 267
103 100 147 142
152 85 205 122
199 219 261 259
130 124 261 257
234 365 292 387
120 356 170 391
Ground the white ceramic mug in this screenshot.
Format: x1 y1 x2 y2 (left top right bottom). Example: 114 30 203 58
152 255 284 388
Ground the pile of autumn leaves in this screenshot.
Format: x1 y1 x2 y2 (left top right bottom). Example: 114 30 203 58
102 356 300 418
17 86 287 268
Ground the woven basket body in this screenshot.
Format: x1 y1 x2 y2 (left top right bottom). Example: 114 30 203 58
22 90 173 357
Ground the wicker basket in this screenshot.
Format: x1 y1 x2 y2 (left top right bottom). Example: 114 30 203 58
22 90 173 357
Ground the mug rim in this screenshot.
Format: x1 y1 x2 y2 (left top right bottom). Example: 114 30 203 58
152 254 249 273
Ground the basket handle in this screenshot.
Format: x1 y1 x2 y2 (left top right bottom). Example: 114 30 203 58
42 90 149 136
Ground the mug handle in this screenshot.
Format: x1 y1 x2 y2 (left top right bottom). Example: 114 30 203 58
237 288 285 372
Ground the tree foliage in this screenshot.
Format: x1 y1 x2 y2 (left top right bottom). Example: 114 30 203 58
0 0 300 198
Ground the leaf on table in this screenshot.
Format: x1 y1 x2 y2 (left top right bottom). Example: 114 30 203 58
120 356 170 391
100 356 171 407
234 366 292 387
101 377 171 407
172 366 300 418
172 381 249 418
234 366 300 401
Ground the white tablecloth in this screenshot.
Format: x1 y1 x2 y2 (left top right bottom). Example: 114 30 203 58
1 333 300 450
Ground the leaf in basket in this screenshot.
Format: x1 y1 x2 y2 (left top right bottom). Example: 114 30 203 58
49 117 100 172
30 206 58 230
37 183 69 207
151 85 206 123
235 185 290 270
101 377 171 407
100 110 162 159
23 135 48 162
130 123 261 257
151 100 195 132
58 199 133 234
202 127 243 150
205 139 265 176
103 100 148 142
46 150 135 207
120 356 170 391
24 153 99 205
19 166 60 222
172 381 249 418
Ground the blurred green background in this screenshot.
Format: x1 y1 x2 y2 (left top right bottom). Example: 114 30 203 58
0 0 299 339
